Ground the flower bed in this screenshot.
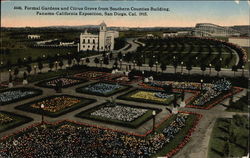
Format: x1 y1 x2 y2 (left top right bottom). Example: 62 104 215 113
0 87 43 106
15 95 96 117
76 102 161 128
35 77 87 89
0 111 33 133
118 89 180 105
73 71 109 80
0 112 201 157
139 79 243 110
105 75 143 85
187 87 243 109
76 82 131 97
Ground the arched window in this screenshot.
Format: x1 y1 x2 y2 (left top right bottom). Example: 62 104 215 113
93 39 95 43
83 39 85 44
88 39 90 43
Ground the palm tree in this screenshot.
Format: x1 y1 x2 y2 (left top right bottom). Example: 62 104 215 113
231 65 238 77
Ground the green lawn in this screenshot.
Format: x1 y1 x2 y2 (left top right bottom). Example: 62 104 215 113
226 94 248 113
208 116 249 158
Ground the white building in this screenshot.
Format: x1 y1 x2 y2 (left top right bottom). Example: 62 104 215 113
79 22 119 52
194 23 241 37
28 34 40 39
229 37 250 47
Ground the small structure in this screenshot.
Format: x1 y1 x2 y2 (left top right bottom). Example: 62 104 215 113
28 34 40 39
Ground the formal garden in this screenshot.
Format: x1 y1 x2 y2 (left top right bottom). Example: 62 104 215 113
15 95 96 117
0 112 202 157
76 101 161 128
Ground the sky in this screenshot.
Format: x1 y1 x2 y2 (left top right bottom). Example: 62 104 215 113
1 0 249 27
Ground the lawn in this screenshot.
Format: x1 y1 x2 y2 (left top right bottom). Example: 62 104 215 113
76 102 161 128
226 93 248 113
208 115 249 158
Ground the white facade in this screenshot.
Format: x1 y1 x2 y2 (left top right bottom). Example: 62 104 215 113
79 22 118 52
28 34 40 39
194 23 241 37
229 37 250 47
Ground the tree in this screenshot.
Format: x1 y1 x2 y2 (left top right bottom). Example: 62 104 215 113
6 60 12 69
94 57 99 67
38 62 43 73
26 65 32 75
49 61 54 71
59 60 64 69
200 64 206 76
215 64 221 76
160 62 167 72
75 56 81 65
9 74 13 83
186 62 192 75
14 67 19 79
148 59 154 71
17 58 23 68
136 60 142 71
118 52 123 60
231 65 238 77
27 56 32 63
86 58 90 65
103 56 109 67
67 58 72 66
23 72 28 80
172 60 178 74
109 52 113 60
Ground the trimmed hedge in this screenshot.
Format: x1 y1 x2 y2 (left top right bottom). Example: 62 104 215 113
0 111 33 133
35 77 88 89
0 87 43 106
75 102 162 128
15 95 96 117
76 82 132 97
117 88 181 106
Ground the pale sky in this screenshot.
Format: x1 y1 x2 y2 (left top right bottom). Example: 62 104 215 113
1 0 249 27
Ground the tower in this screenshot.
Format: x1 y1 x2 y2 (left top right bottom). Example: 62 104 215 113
99 21 107 51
